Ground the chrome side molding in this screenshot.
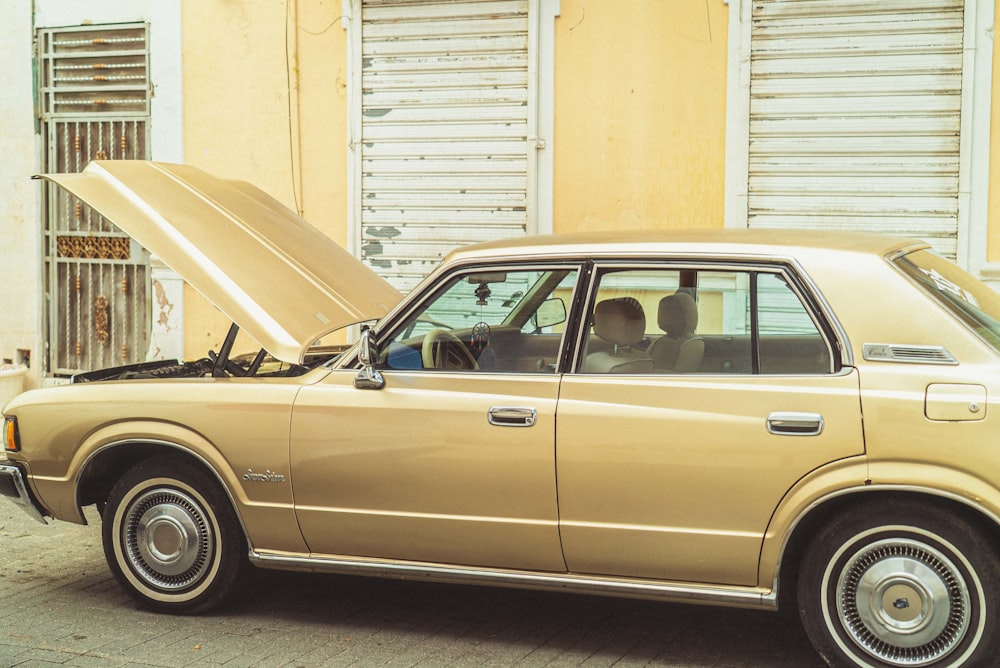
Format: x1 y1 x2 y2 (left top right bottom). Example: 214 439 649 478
249 549 776 610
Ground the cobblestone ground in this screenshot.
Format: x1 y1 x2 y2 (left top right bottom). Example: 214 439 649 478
0 502 824 667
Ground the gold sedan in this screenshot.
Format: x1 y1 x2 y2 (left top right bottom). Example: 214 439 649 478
4 161 1000 668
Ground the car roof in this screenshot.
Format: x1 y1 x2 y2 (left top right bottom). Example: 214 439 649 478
445 228 927 265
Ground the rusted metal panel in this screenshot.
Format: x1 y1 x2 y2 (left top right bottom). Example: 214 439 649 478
747 0 964 259
360 0 531 293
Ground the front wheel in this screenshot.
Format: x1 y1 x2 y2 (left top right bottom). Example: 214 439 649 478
102 456 247 614
798 500 1000 667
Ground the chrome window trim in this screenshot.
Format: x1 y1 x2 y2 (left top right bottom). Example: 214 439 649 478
567 257 851 375
787 257 854 368
884 241 932 263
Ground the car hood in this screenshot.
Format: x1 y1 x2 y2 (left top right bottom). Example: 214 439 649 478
38 161 402 363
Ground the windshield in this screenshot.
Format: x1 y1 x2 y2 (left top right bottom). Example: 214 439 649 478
893 249 1000 353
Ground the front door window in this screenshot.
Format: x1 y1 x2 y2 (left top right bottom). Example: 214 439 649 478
382 267 578 373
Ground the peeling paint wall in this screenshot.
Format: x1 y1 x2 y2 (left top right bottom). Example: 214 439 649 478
147 261 184 362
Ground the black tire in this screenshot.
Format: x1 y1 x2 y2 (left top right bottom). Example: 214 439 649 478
102 455 247 614
797 499 1000 667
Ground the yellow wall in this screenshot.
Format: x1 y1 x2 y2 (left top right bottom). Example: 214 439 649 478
179 1 351 359
552 0 729 232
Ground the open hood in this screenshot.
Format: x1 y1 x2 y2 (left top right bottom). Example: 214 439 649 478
38 161 402 363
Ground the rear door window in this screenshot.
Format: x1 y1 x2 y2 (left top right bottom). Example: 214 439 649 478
577 265 836 375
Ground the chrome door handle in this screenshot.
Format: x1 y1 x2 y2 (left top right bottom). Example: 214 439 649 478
488 407 537 427
767 412 824 436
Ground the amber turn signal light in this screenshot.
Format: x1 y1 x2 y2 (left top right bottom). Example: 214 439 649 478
4 417 19 452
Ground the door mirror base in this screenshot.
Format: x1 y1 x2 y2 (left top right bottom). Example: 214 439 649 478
354 329 385 390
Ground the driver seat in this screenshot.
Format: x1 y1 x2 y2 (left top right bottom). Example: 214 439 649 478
583 297 654 374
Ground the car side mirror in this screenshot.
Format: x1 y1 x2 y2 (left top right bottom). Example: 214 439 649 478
532 298 567 330
354 329 385 390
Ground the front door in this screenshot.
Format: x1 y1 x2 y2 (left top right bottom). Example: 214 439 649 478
556 263 865 586
290 265 579 571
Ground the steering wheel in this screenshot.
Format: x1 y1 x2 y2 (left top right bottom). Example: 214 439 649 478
421 329 479 370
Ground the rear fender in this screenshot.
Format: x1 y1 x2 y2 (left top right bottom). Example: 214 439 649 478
762 457 1000 592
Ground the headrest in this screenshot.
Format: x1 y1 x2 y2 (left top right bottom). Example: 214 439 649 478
594 297 646 346
658 292 698 336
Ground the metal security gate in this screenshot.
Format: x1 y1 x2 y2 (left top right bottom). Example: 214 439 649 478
358 0 533 292
39 23 152 375
747 0 965 259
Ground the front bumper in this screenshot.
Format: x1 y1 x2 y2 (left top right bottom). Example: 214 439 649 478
0 462 48 524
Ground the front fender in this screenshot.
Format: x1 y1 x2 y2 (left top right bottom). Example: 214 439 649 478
30 420 244 523
9 379 309 553
30 419 308 554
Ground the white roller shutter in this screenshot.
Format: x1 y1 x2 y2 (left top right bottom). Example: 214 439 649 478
748 0 965 259
359 0 532 292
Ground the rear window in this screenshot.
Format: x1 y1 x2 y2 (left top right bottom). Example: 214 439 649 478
893 249 1000 353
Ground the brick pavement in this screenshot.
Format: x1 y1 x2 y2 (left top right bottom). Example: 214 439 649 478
0 499 823 667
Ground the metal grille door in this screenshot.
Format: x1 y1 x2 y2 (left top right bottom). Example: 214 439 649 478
359 0 534 293
39 23 152 375
747 0 964 259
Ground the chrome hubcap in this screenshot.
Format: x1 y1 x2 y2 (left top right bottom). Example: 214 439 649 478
123 488 214 591
835 538 970 665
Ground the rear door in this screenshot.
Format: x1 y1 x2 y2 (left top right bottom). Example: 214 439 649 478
556 263 865 585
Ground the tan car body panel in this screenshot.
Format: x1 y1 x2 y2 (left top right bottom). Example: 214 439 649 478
756 456 870 586
38 161 401 363
9 228 1000 608
557 370 864 586
7 373 329 553
289 368 565 571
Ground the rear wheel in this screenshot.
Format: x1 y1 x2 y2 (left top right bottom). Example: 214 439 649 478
102 456 246 614
797 500 1000 667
